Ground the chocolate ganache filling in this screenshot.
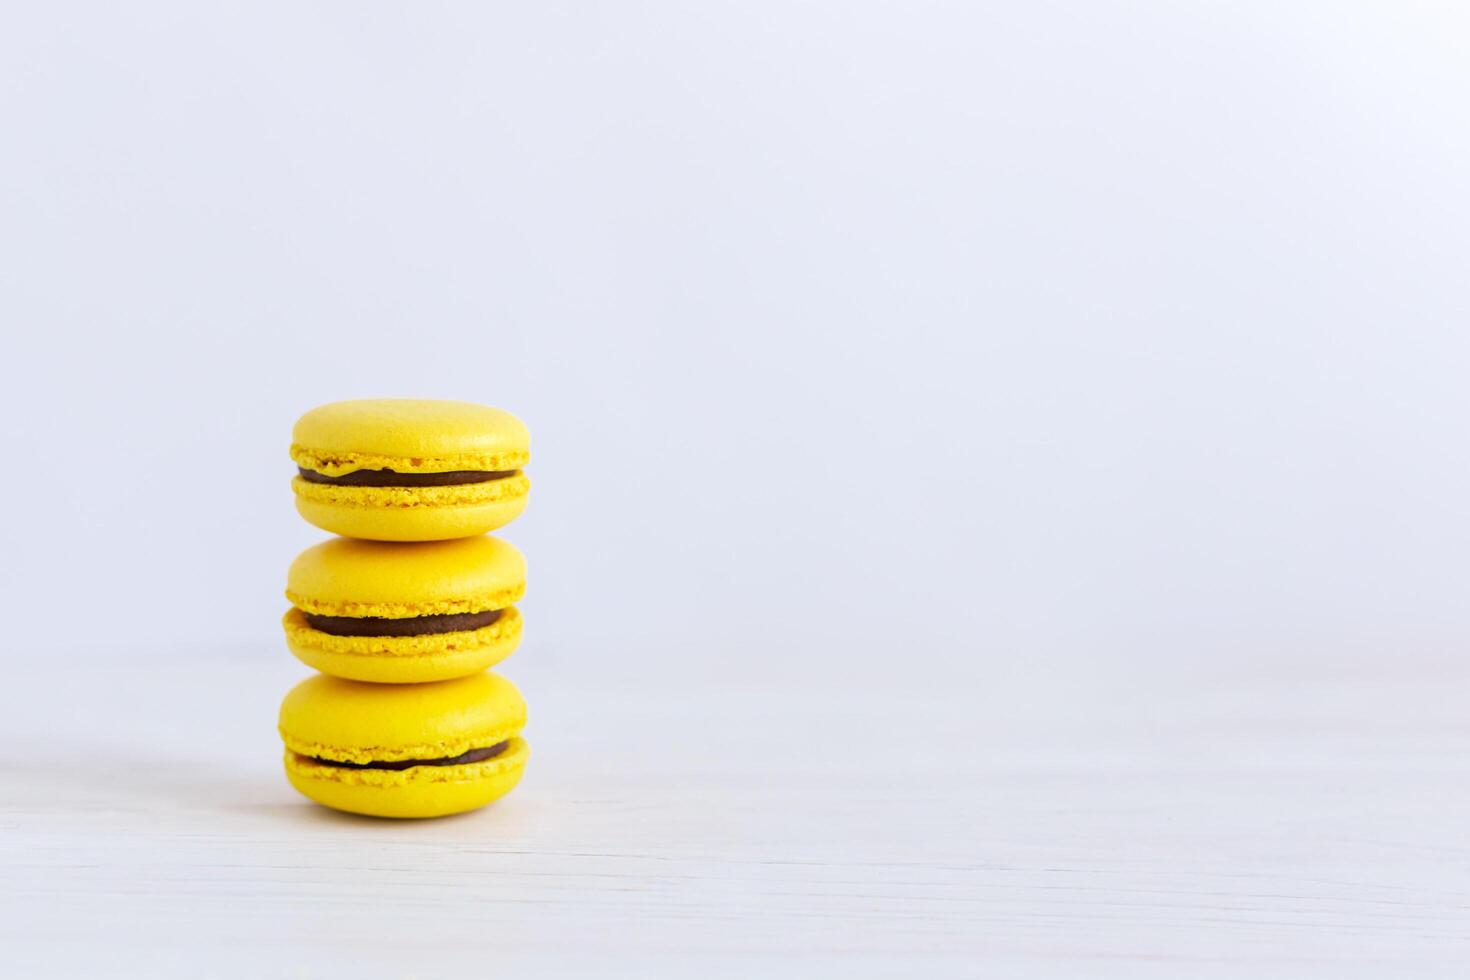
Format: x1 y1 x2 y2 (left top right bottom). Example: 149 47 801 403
297 467 518 487
304 608 505 637
307 741 510 771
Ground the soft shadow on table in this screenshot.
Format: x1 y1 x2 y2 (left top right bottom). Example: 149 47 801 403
1 737 537 832
0 737 296 820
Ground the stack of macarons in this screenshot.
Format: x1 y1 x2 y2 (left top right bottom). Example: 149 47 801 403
278 399 532 819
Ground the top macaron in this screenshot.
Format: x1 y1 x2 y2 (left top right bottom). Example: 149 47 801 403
291 399 530 541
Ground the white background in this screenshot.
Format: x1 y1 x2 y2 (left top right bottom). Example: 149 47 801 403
3 3 1470 976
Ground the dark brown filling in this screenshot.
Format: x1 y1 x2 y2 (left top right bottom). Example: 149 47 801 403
307 741 510 771
304 608 505 637
297 466 519 487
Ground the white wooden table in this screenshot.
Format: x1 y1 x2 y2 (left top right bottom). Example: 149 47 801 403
3 645 1467 977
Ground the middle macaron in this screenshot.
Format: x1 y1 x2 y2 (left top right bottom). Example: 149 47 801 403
284 535 526 684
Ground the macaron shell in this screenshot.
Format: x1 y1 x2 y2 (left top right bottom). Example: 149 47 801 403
279 672 527 764
282 606 523 683
292 475 530 541
292 399 530 477
286 535 527 619
284 738 529 818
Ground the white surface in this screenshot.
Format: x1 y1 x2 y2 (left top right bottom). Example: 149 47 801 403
4 4 1470 975
3 645 1468 977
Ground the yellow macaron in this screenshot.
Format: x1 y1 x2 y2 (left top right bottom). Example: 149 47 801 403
291 398 531 541
284 535 526 684
280 672 529 819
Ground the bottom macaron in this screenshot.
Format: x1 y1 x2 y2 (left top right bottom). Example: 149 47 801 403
279 672 529 819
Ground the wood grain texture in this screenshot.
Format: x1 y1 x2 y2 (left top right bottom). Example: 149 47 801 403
2 647 1467 977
